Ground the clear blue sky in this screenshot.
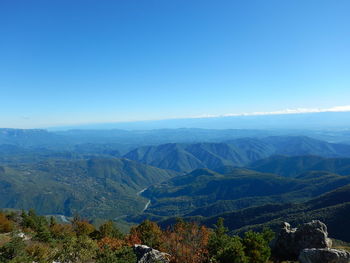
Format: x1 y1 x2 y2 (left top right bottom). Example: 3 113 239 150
1 0 349 128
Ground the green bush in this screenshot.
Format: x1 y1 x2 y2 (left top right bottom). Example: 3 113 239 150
216 236 248 263
56 235 98 263
130 220 162 249
0 236 28 262
96 246 137 263
242 228 274 263
208 219 274 263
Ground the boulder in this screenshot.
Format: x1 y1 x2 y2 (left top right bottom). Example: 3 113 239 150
299 248 350 263
16 232 30 240
273 220 332 261
133 244 170 263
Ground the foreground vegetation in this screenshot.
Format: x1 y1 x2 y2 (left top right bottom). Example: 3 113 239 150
0 210 274 263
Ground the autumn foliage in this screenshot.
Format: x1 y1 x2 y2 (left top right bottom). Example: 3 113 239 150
0 210 274 263
98 237 125 251
0 212 13 233
161 220 210 263
129 219 162 249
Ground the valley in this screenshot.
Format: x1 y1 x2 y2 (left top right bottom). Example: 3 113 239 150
1 128 350 242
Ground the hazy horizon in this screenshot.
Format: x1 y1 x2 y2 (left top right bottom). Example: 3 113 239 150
0 105 349 130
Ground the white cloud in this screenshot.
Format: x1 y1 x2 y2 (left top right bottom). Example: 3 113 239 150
193 105 350 119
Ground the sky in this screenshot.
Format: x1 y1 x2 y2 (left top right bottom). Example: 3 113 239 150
0 0 350 128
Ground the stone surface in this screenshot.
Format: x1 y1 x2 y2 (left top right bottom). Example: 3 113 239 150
299 248 350 263
16 232 30 240
133 244 170 263
273 220 332 261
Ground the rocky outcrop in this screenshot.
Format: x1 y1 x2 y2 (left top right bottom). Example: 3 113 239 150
273 220 332 261
16 232 30 240
299 248 350 263
133 244 170 263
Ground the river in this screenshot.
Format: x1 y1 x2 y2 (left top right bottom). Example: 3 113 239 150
137 187 151 212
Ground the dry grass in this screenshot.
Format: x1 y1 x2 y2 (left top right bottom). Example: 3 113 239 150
0 233 11 246
331 238 350 252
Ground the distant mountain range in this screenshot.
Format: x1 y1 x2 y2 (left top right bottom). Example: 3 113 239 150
50 111 350 130
1 128 350 240
250 155 350 177
1 127 350 151
2 128 350 168
124 137 350 172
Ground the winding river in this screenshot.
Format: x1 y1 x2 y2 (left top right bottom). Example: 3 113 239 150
114 187 151 220
137 187 151 212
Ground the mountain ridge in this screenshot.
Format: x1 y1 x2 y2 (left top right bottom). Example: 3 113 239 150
124 137 350 172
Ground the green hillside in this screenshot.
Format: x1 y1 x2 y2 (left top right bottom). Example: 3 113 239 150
124 136 350 172
0 158 176 219
250 155 350 177
175 185 350 242
140 168 350 218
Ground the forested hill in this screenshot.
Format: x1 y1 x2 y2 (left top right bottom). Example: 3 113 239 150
124 136 350 172
0 158 177 219
197 184 350 242
139 166 350 218
250 155 350 177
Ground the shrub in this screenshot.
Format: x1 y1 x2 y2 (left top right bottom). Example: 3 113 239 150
0 236 27 262
25 242 55 263
242 228 274 263
208 219 274 263
130 220 162 249
96 246 137 263
0 213 14 233
98 220 124 239
98 237 125 251
50 223 75 240
56 235 98 263
208 217 231 258
216 236 248 263
162 220 209 263
73 220 95 237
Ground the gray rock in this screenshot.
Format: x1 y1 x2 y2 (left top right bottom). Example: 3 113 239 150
133 244 170 263
16 232 30 240
273 220 332 261
299 248 350 263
